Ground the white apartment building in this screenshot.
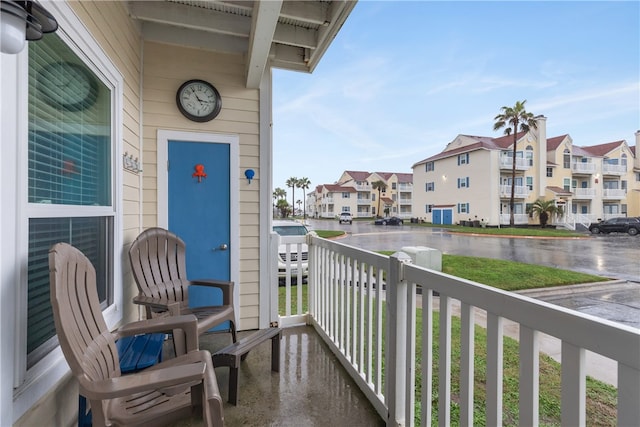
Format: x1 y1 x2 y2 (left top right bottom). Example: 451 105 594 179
412 116 640 229
311 170 414 219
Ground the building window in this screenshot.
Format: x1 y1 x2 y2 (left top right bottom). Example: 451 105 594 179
621 204 628 214
546 167 553 177
621 154 627 169
563 178 571 191
457 153 469 165
571 179 577 189
391 182 397 190
425 161 434 172
342 207 351 213
563 149 570 168
526 176 533 191
457 203 469 214
636 172 640 182
426 204 433 213
24 32 117 372
426 182 435 192
342 192 350 198
526 145 534 166
457 177 470 188
621 180 627 191
526 203 533 217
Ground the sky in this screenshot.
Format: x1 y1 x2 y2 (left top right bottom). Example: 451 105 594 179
272 0 639 201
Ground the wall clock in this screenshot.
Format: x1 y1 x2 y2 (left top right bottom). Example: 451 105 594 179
38 61 98 111
176 79 222 122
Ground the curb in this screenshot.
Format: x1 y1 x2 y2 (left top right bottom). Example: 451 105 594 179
515 279 638 298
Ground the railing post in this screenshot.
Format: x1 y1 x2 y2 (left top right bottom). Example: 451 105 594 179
387 252 412 427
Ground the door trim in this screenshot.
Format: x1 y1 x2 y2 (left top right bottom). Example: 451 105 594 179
157 129 239 318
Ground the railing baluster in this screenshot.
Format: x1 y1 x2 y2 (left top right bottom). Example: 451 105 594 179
375 266 383 395
460 303 475 427
561 341 585 427
486 313 503 427
618 363 640 426
367 263 374 387
438 296 451 427
421 287 433 427
519 326 539 427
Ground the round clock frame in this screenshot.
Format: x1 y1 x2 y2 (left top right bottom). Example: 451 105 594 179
176 79 222 122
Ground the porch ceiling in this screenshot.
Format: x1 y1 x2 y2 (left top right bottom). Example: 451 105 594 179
127 0 357 88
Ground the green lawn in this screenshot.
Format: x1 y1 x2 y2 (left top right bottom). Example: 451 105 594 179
416 223 585 238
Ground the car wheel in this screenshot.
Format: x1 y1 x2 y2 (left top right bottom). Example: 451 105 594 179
399 220 403 225
590 227 600 234
382 220 387 225
628 228 639 236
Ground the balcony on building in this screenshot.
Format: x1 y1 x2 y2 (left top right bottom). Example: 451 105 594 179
571 161 596 175
572 187 596 199
602 163 627 175
499 185 528 198
499 156 530 170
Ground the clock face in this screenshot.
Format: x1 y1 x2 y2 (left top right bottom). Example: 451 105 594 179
176 79 222 122
38 62 98 111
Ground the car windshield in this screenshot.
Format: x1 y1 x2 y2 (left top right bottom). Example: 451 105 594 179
273 224 308 236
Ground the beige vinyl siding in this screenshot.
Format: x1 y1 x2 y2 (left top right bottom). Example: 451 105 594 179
142 41 261 329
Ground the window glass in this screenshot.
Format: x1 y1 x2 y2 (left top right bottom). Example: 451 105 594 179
27 34 114 366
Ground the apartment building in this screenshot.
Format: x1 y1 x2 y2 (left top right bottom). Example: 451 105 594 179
412 116 639 228
310 170 414 219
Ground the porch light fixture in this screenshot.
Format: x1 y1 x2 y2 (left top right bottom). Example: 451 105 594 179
0 0 58 54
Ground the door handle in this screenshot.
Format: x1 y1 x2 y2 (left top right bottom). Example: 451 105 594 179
213 244 228 251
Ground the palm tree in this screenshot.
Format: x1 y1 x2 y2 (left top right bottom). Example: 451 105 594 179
276 199 290 218
298 177 311 219
372 180 386 218
273 187 287 217
286 177 298 217
528 199 564 228
493 100 537 226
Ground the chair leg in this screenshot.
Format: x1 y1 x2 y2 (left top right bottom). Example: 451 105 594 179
230 321 237 343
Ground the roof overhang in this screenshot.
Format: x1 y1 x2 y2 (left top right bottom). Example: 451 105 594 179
128 0 357 88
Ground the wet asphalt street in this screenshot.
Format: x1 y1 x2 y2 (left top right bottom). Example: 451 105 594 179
305 219 640 329
307 219 639 282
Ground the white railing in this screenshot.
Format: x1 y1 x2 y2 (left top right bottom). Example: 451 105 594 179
573 213 598 228
573 188 596 198
398 184 413 191
571 162 596 174
356 184 370 191
499 213 529 224
277 236 640 426
603 189 626 199
399 198 412 204
602 163 627 174
357 197 371 204
500 157 530 170
499 185 528 198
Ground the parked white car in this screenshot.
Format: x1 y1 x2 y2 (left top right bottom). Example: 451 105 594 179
338 212 353 224
273 220 309 283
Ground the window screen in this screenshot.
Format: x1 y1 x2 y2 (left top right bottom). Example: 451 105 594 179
27 33 114 367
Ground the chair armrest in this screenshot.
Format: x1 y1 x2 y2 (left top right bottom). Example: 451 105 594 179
115 314 199 351
80 362 206 400
132 295 181 316
189 279 234 306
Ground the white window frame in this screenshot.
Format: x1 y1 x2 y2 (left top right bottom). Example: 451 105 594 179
5 2 124 420
426 182 435 192
425 161 434 172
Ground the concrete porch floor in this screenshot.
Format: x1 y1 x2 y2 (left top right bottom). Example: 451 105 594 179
173 325 385 427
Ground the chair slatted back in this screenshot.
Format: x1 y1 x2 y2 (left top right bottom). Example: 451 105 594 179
49 243 120 382
129 228 190 306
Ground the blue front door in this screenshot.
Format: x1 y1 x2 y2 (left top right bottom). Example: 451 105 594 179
433 209 442 224
443 209 453 225
168 140 230 317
